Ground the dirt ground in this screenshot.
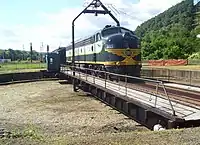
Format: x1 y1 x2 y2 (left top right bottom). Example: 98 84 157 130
0 80 200 145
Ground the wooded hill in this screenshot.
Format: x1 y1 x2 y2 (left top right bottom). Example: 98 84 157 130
135 0 200 60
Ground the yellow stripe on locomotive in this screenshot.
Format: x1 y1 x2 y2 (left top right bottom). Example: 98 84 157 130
105 48 140 66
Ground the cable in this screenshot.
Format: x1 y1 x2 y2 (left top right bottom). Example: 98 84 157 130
83 0 138 21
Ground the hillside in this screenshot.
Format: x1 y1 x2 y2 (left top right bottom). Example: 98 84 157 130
135 0 200 60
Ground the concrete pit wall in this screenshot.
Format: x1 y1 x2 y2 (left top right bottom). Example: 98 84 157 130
141 68 200 86
0 71 57 84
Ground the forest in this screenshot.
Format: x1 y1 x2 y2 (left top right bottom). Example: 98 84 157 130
135 0 200 60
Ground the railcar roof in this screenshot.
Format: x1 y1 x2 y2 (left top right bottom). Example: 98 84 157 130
53 25 135 52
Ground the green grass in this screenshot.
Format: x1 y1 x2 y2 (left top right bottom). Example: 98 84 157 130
0 124 45 145
0 62 47 74
1 126 200 145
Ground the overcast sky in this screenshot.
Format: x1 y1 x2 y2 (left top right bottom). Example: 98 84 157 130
0 0 184 52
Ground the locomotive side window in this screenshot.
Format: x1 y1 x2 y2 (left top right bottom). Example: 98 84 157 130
96 33 101 42
50 58 53 64
93 35 95 43
90 36 95 43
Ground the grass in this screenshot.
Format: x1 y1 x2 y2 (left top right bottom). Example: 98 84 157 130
1 62 200 74
0 124 45 145
0 62 47 74
1 126 200 145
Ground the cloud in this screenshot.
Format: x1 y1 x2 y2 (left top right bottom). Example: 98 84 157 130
0 0 183 52
2 29 17 38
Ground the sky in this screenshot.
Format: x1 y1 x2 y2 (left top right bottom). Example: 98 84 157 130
0 0 184 52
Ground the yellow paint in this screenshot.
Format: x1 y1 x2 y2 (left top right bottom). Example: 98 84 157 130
105 48 140 58
71 60 141 66
105 48 140 65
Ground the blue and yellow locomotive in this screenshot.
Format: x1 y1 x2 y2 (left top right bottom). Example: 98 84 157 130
66 25 141 77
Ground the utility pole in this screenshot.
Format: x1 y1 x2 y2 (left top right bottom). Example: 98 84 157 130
47 45 49 53
2 48 5 59
22 44 25 61
30 43 33 63
40 42 43 62
47 45 49 65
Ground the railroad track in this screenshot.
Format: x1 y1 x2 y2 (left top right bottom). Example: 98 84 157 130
122 81 200 109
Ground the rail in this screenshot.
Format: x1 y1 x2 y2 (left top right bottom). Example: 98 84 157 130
60 64 175 116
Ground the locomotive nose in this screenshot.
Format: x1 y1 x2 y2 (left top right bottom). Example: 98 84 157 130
106 33 139 49
106 34 123 48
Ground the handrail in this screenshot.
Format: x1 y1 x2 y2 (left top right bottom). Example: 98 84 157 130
66 65 163 84
60 64 175 116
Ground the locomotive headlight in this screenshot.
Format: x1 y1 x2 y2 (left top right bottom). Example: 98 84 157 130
107 44 114 48
95 1 101 7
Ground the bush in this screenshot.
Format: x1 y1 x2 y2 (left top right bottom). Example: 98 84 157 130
188 52 200 59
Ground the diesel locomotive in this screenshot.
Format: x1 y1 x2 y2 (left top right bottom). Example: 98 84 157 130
66 25 141 77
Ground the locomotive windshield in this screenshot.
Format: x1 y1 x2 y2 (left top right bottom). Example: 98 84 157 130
101 27 135 37
101 27 120 37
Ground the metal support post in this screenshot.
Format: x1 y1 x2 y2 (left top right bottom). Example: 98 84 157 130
189 70 192 85
85 69 87 81
105 71 107 88
72 22 76 92
162 82 175 116
118 76 120 90
93 70 95 84
154 83 159 107
125 75 128 96
79 64 81 80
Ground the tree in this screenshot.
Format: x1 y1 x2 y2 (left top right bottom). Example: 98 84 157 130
0 48 43 61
